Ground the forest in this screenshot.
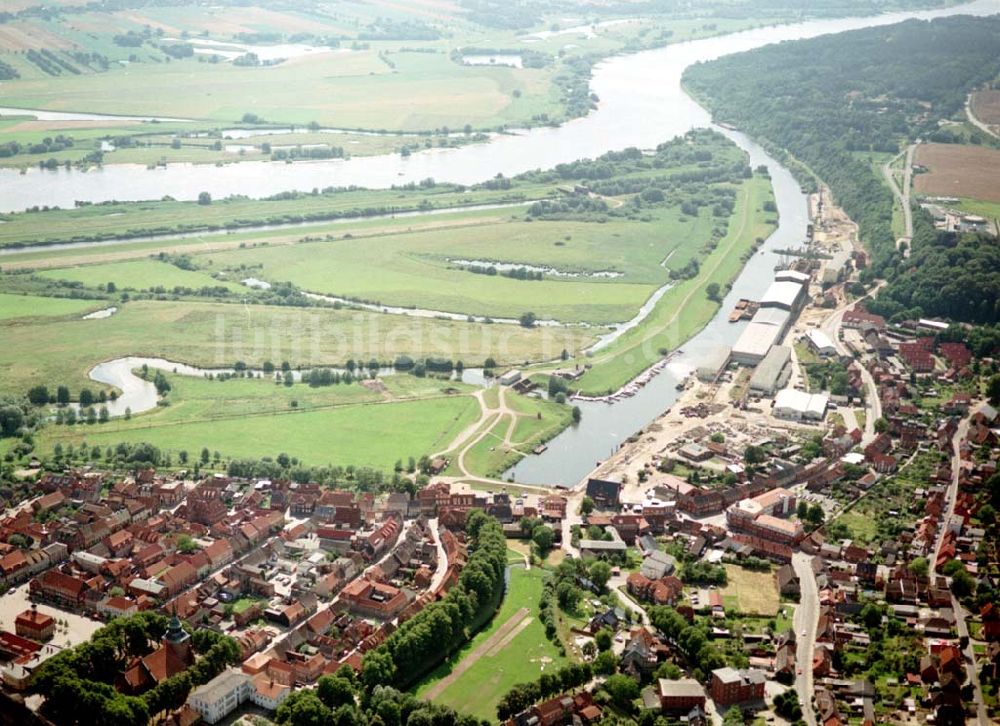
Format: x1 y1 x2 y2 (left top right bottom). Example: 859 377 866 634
867 209 1000 324
683 15 1000 318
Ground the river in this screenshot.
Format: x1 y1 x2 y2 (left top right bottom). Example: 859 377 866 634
1 1 996 213
11 0 999 485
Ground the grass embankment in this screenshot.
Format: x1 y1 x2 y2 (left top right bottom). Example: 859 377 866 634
0 182 557 249
413 567 565 721
0 298 594 393
38 372 481 470
567 175 776 394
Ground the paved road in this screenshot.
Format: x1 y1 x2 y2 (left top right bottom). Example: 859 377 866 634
933 414 973 566
817 292 883 444
792 552 819 726
931 411 988 725
952 595 989 725
607 575 649 625
428 517 451 592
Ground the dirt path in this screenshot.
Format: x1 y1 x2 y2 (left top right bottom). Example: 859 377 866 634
421 607 530 701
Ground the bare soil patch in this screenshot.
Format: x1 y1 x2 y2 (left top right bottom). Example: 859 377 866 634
914 143 1000 203
0 22 78 51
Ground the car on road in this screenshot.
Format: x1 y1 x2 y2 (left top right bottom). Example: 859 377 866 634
801 629 807 637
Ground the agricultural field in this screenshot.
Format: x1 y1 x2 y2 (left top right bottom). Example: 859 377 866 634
36 370 482 470
971 89 1000 126
914 143 1000 204
414 566 566 721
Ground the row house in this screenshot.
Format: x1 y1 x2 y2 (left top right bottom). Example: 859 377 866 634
29 569 90 609
626 572 683 606
416 482 450 515
361 515 401 560
709 667 766 705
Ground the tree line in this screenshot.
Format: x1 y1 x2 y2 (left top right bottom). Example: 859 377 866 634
360 510 507 690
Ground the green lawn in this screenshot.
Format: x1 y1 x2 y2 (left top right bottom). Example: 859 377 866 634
413 567 567 721
0 292 103 320
231 596 263 615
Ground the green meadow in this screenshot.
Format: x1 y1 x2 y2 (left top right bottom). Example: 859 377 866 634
413 567 566 721
37 258 245 292
40 383 481 471
0 298 594 394
0 292 102 320
566 174 777 394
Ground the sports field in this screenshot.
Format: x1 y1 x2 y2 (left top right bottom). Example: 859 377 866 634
414 567 565 721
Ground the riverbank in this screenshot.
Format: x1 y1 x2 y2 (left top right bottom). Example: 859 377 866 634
557 173 777 396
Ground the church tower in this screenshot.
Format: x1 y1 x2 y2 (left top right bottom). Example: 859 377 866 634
163 613 192 664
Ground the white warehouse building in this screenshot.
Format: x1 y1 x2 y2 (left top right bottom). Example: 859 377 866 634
760 279 808 312
731 307 792 365
749 345 792 395
804 329 837 357
773 389 829 421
